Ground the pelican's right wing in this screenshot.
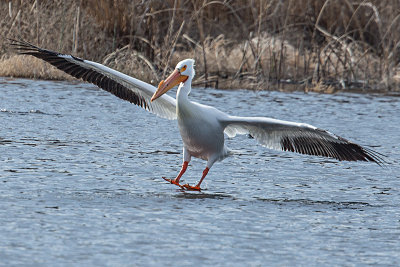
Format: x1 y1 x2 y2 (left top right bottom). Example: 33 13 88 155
9 39 177 119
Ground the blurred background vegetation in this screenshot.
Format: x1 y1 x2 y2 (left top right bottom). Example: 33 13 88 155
1 0 400 92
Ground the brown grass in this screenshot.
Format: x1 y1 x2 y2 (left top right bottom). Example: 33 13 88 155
1 0 400 92
0 55 72 80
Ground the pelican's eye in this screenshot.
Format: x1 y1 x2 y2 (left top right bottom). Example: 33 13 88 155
181 65 187 73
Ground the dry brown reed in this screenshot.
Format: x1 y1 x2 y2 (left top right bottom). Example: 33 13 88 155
0 54 72 80
1 0 400 92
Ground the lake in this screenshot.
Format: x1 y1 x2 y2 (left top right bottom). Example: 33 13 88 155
1 77 399 266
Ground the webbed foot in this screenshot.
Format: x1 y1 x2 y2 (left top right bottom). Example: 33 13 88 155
182 183 201 191
163 177 184 189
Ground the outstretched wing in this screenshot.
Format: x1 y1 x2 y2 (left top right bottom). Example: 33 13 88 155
222 115 383 164
9 39 176 119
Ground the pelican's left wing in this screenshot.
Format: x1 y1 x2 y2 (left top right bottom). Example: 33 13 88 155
222 115 383 164
9 39 176 119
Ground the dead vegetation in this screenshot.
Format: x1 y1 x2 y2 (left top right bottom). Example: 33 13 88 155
1 0 400 92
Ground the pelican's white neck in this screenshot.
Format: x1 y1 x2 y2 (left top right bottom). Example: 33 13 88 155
177 77 192 101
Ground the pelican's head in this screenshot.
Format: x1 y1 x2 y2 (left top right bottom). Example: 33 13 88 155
151 59 195 102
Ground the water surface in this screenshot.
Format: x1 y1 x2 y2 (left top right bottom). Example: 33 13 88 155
1 78 399 266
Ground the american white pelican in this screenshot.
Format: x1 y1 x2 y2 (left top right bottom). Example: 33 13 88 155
10 39 383 190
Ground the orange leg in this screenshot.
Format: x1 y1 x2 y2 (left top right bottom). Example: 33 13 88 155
182 167 209 191
163 161 188 188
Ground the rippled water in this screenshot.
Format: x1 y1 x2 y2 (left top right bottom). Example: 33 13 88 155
1 77 399 266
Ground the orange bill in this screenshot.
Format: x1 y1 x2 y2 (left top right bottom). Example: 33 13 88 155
151 69 188 102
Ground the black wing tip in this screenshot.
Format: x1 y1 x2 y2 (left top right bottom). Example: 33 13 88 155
7 38 30 45
8 38 85 62
9 38 56 59
8 38 40 51
358 146 387 166
280 136 386 166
